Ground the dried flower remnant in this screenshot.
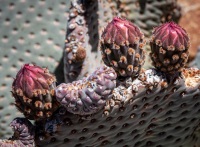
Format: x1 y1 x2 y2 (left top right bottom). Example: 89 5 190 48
150 22 190 73
101 17 145 79
12 64 59 120
56 66 117 115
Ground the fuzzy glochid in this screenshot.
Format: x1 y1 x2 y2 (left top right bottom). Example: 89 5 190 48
150 22 190 73
100 17 146 79
55 66 117 115
12 64 59 120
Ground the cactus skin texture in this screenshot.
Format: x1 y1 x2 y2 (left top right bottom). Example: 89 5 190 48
12 64 59 120
35 67 200 147
0 0 182 138
150 22 190 73
56 66 117 115
0 118 35 147
101 17 145 79
35 17 200 147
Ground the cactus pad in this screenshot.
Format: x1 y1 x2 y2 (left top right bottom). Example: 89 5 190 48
36 67 200 147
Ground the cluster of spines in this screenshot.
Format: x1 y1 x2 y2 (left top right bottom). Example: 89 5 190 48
100 17 145 79
55 66 117 115
12 64 58 120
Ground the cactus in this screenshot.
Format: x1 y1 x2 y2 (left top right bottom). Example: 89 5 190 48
1 0 200 147
0 0 183 137
35 67 200 147
64 0 120 83
64 0 88 83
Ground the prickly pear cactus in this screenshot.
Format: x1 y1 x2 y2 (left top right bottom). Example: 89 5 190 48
2 0 200 146
32 17 200 147
0 0 70 138
150 22 189 73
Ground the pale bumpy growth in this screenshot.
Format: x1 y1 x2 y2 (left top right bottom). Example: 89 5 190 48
12 64 59 120
101 17 145 79
56 66 117 115
150 22 190 73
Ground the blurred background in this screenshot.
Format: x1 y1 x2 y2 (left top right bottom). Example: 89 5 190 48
178 0 200 61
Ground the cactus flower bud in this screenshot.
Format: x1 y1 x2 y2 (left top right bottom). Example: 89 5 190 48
150 22 190 73
12 64 59 120
100 17 145 79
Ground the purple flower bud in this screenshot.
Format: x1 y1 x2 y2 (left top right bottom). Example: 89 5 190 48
150 22 190 73
12 64 59 120
102 17 144 45
101 17 145 79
